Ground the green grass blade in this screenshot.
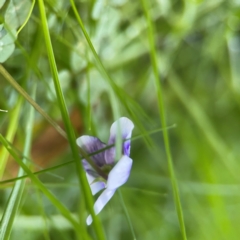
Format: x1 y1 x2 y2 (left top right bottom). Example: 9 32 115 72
87 59 92 131
0 86 36 240
141 0 187 239
0 96 22 178
37 0 105 238
108 85 136 237
0 134 80 231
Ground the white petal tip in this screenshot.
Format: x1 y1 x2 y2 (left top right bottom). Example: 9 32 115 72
86 215 93 225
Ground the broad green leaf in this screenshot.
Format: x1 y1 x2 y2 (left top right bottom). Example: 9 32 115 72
4 0 32 29
0 24 16 63
0 0 6 8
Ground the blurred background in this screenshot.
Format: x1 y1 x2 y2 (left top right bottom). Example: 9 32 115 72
1 0 240 239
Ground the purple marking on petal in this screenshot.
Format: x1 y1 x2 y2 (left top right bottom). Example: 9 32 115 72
76 136 107 166
104 146 116 165
105 117 134 164
123 141 131 156
82 160 99 178
107 155 132 190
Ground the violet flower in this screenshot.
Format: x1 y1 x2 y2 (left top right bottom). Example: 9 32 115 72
76 117 134 225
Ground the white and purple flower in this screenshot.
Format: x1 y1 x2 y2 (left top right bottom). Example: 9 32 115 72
76 117 134 225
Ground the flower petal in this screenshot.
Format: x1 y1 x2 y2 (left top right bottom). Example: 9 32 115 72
86 172 95 184
90 181 106 195
86 189 116 225
82 160 99 178
107 155 132 190
86 215 93 226
105 117 134 164
85 171 106 195
76 136 107 166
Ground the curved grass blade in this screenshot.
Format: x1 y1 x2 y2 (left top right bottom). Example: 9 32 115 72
141 0 187 239
4 0 32 29
17 0 35 35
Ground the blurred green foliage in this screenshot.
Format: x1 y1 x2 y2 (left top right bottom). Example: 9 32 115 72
1 0 240 239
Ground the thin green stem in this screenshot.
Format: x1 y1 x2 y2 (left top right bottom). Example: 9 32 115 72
86 54 92 131
118 190 136 240
17 0 36 35
141 0 187 239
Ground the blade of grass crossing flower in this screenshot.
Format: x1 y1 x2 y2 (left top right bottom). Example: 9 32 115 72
37 0 105 238
0 96 23 179
140 0 187 239
109 90 122 161
0 125 175 185
0 86 36 240
109 91 136 238
0 134 80 231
